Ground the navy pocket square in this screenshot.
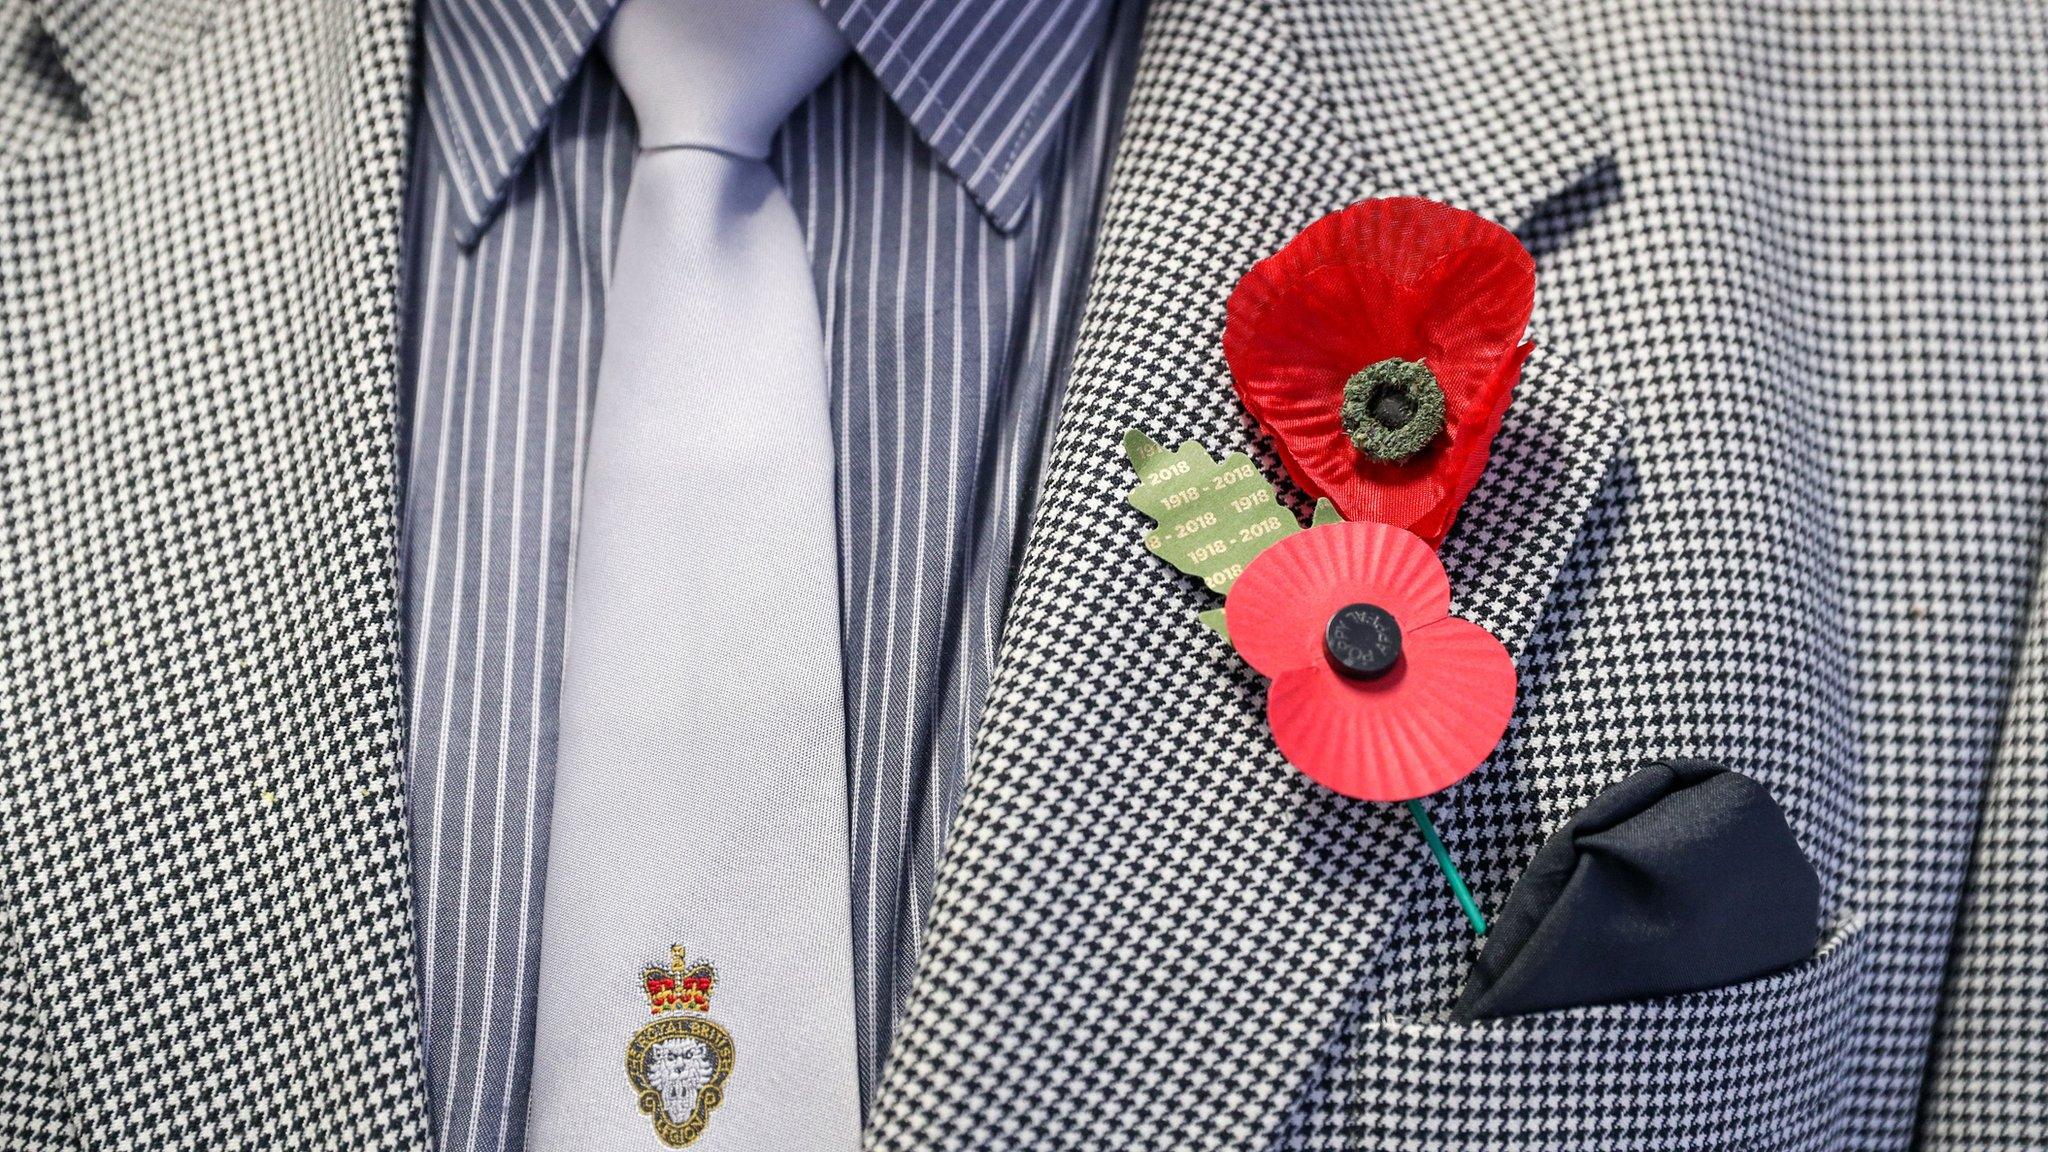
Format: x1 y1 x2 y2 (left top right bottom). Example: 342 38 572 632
1454 760 1821 1021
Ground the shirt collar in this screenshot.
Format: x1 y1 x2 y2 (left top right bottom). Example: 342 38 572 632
424 0 1116 246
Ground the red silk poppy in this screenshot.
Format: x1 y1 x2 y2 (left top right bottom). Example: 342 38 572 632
1222 198 1536 547
1224 520 1516 802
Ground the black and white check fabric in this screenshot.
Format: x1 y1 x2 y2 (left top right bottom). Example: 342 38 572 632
1920 551 2048 1145
3 0 2047 1149
0 0 429 1148
868 0 2048 1149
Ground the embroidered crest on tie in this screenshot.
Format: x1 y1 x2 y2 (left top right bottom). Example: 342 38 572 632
626 948 737 1148
1125 197 1534 934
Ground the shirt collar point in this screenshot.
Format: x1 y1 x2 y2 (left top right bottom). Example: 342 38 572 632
420 0 613 246
960 161 1045 236
422 88 517 251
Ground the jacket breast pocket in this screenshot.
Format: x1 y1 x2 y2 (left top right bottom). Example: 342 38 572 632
1332 917 1872 1151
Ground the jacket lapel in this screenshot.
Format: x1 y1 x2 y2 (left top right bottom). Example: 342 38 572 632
24 0 222 116
869 0 1612 1146
1276 0 1609 233
0 0 430 1144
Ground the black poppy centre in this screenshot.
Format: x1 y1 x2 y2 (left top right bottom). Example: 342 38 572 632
1323 602 1402 680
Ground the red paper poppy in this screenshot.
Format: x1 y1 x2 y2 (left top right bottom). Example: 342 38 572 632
1224 520 1516 802
1223 198 1536 547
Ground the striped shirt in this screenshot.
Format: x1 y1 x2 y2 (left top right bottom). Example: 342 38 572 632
395 2 1139 1149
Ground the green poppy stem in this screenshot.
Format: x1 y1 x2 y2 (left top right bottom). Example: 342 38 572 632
1405 798 1487 936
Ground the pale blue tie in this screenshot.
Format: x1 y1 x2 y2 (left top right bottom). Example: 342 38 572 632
524 1 859 1148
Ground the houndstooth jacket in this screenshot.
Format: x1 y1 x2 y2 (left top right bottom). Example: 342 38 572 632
2 0 2045 1148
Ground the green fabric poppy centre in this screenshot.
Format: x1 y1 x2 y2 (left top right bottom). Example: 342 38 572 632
1341 358 1446 463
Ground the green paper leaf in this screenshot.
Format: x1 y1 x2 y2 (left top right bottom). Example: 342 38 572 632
1312 497 1342 526
1124 429 1300 604
1199 607 1230 642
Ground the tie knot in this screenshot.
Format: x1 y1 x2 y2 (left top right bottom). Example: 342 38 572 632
603 0 850 158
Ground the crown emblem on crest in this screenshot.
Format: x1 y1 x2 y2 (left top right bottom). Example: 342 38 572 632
643 947 718 1015
625 946 736 1148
